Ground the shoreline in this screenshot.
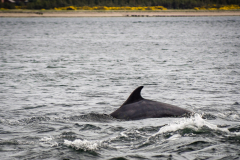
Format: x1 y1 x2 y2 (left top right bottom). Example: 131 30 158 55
1 10 240 17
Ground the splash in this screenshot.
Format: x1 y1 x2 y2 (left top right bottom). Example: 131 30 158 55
167 134 181 141
218 112 240 121
153 113 229 136
64 139 104 151
40 136 53 142
39 136 58 147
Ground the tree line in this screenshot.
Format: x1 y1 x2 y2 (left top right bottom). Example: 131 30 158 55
1 0 240 9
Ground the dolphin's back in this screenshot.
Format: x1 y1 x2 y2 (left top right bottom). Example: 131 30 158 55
111 99 190 120
110 86 191 120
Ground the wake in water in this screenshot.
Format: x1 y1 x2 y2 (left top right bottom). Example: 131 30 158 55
1 111 239 159
154 113 229 135
63 113 239 152
64 139 107 151
1 111 240 159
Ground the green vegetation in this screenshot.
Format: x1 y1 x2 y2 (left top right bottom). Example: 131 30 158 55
1 0 240 10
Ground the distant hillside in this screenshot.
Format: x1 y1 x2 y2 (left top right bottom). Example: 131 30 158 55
1 0 240 9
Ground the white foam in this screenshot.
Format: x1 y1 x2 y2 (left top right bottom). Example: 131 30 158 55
120 131 128 137
39 136 58 147
233 132 240 136
64 139 103 151
230 114 239 120
218 112 240 120
40 136 53 142
218 113 226 118
154 113 229 136
167 134 181 141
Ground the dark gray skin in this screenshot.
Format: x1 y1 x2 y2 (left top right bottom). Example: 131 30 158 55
110 86 192 120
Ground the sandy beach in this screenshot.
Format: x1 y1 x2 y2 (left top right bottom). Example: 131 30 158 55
1 10 240 17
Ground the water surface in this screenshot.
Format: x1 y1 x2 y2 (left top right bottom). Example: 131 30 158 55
0 17 240 160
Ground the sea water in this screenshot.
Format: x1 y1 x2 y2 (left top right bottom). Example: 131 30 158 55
0 17 240 159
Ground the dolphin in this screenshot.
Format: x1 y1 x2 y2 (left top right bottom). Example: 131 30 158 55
110 86 191 120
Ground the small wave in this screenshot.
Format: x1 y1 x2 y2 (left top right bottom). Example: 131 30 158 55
0 119 21 126
0 139 19 145
39 136 58 147
23 105 47 110
60 131 77 141
64 139 106 151
201 113 217 120
40 136 54 142
77 124 102 131
217 112 240 121
152 113 229 137
19 116 50 124
68 113 115 122
167 134 181 141
46 65 66 68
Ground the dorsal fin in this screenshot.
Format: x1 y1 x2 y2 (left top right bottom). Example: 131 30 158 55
121 86 144 106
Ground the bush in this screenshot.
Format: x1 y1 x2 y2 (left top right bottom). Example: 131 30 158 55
1 0 240 10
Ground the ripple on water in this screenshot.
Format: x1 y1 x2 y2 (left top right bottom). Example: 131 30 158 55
0 17 240 160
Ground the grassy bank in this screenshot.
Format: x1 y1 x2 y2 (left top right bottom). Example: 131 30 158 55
1 9 240 17
1 0 240 10
1 6 240 13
